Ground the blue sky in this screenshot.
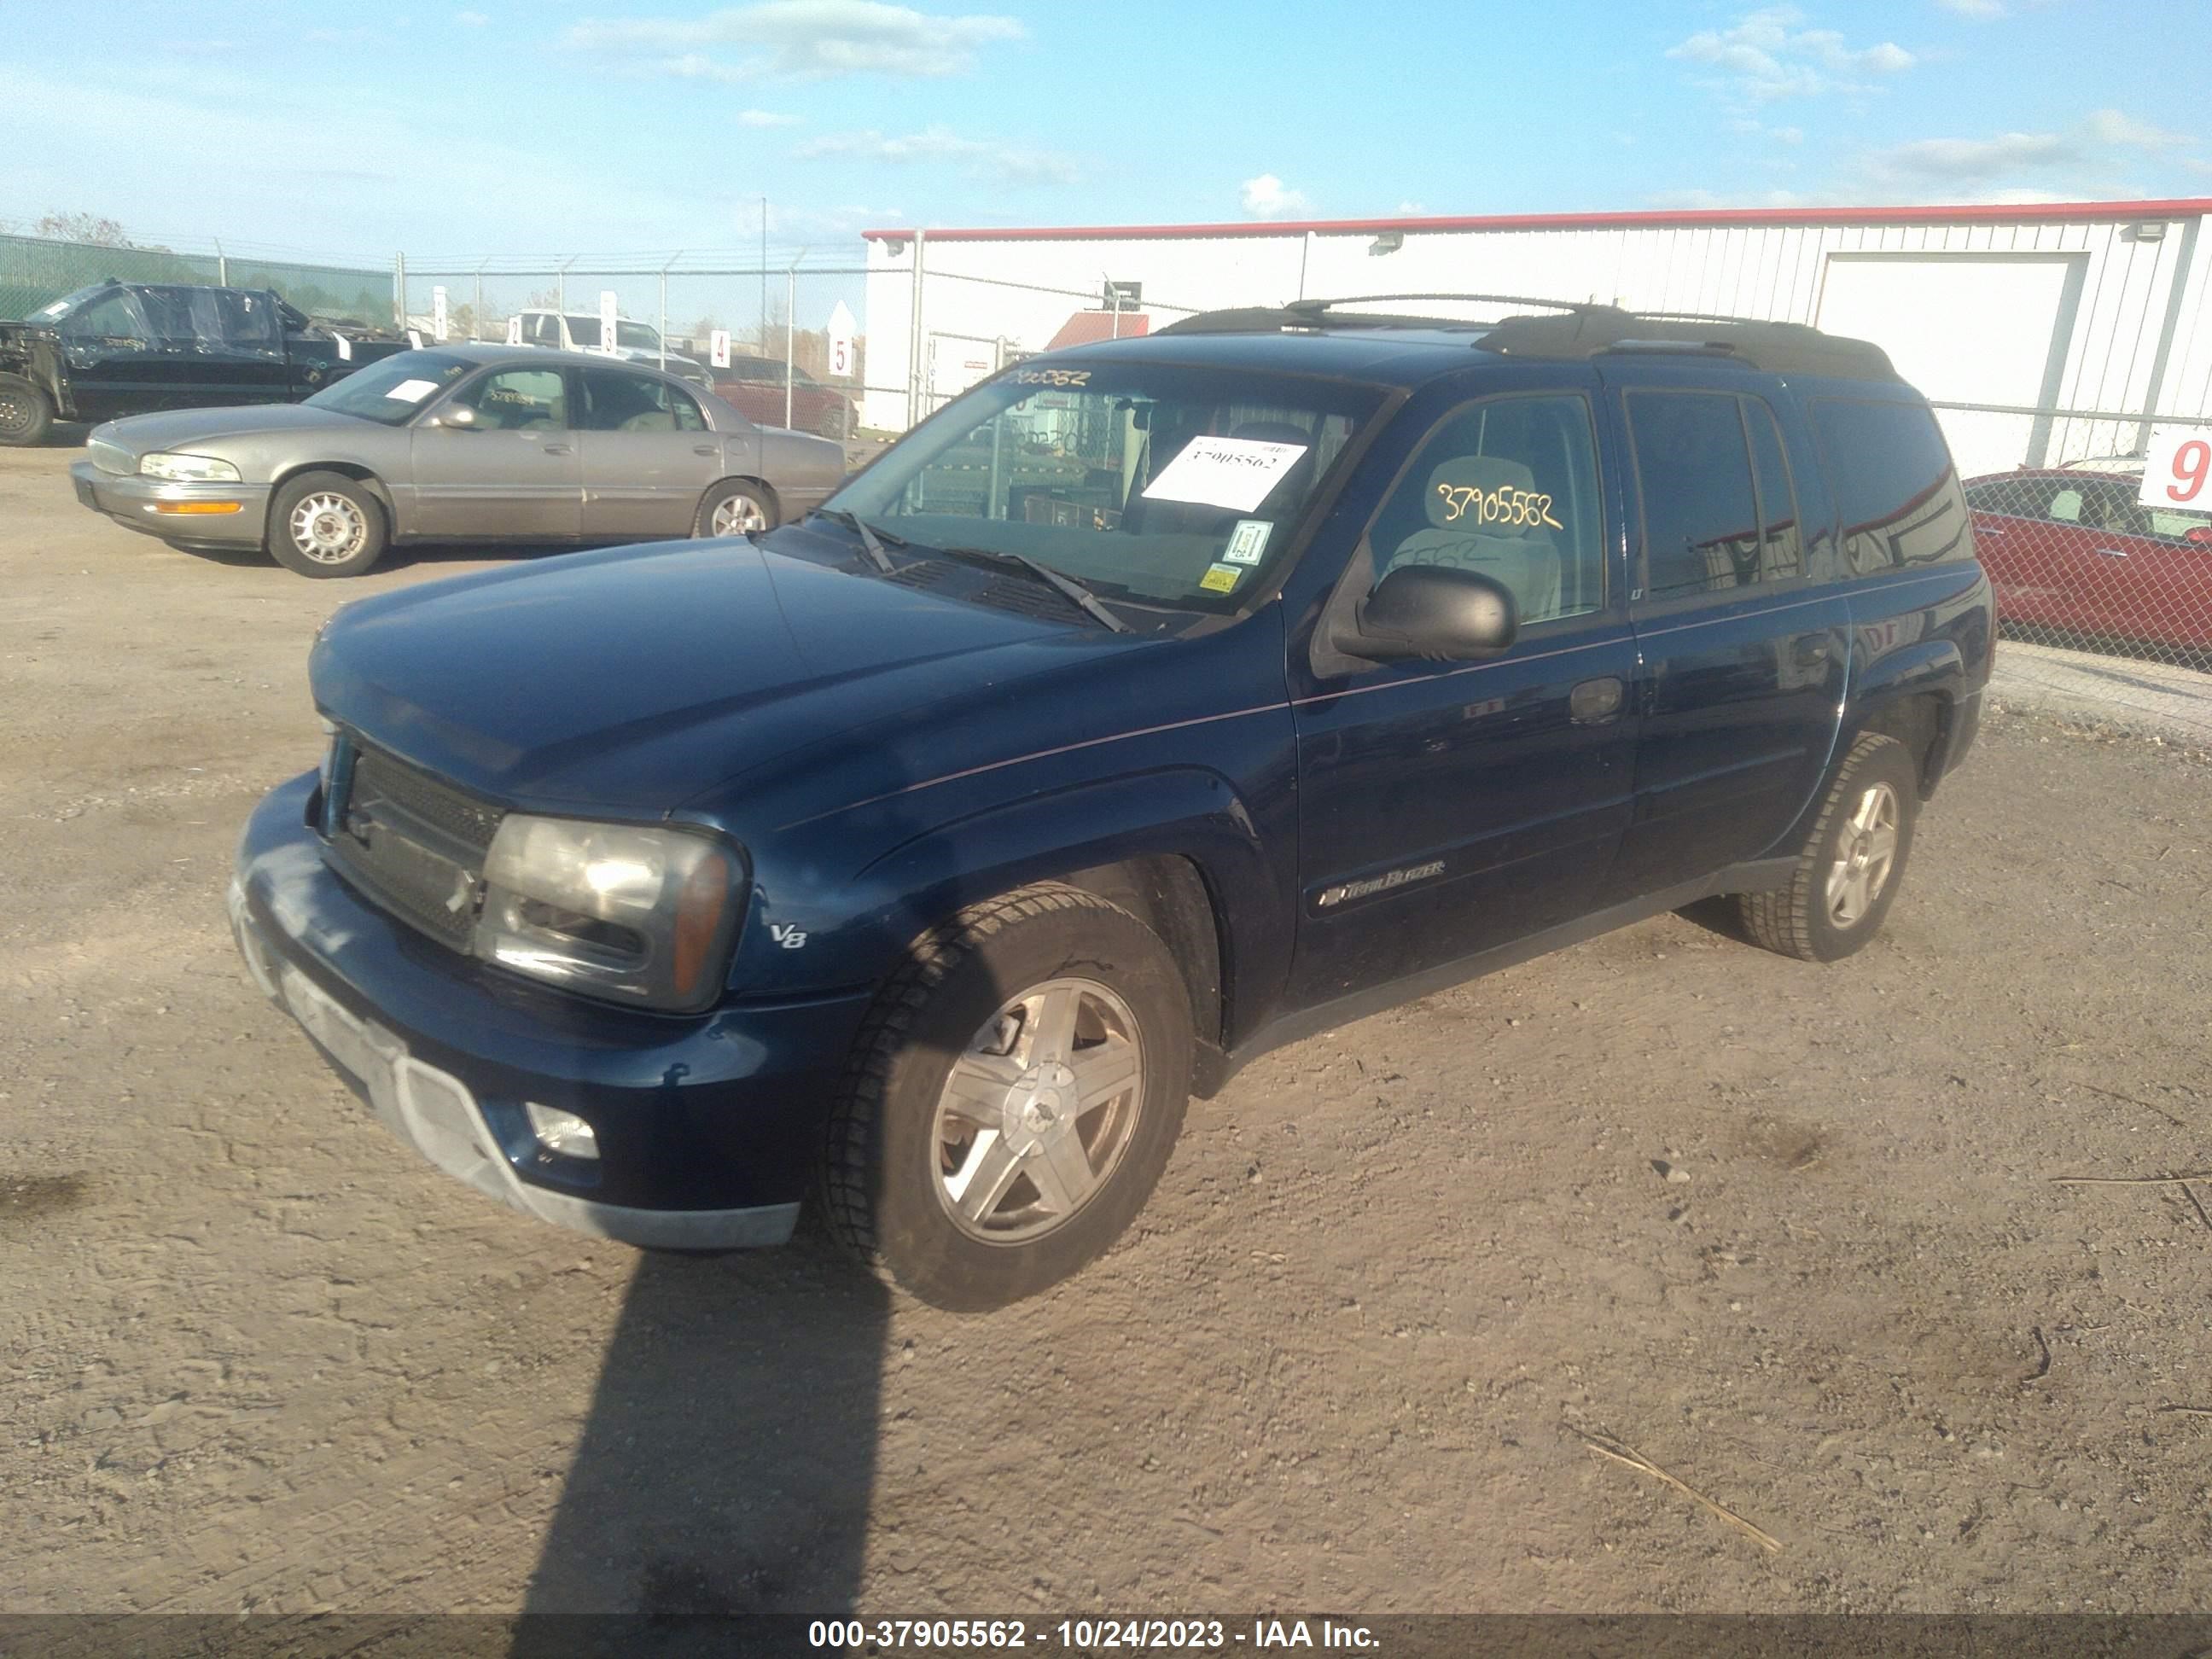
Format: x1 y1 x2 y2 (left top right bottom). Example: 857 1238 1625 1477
3 0 2209 262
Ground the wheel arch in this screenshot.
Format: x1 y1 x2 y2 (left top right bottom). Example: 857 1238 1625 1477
269 461 398 534
1844 637 1964 800
837 768 1282 1080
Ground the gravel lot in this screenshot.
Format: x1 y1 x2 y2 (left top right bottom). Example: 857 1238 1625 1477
4 438 2211 1618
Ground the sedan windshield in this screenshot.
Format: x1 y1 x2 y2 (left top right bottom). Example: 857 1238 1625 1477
564 316 661 352
828 362 1384 612
302 351 474 425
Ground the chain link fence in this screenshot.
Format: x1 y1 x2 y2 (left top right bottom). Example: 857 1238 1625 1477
1941 405 2212 683
0 231 389 325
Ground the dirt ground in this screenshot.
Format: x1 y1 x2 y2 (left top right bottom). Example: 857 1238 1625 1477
4 438 2211 1619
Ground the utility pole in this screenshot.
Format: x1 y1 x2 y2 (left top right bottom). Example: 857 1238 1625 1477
760 196 768 354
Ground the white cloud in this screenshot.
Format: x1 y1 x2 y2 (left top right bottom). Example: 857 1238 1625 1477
566 0 1023 80
1395 200 1428 215
455 9 489 24
1866 131 2075 181
1935 0 2003 16
1240 173 1311 218
1730 117 1804 143
736 108 802 126
2084 108 2192 149
1669 7 1915 102
793 125 1077 184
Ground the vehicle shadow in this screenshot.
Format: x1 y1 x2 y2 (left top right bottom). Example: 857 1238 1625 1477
517 1225 893 1629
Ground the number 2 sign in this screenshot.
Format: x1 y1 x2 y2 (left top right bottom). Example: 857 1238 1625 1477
2138 424 2212 509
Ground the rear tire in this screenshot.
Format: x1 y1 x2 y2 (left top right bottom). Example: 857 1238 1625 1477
268 471 387 578
0 373 55 446
818 883 1193 1312
1737 732 1919 962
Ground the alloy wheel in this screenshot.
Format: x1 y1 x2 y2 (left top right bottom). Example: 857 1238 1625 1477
929 977 1145 1244
1826 780 1899 928
288 492 368 564
710 494 768 537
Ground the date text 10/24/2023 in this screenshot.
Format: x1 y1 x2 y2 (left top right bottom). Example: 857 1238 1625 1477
807 1619 1382 1650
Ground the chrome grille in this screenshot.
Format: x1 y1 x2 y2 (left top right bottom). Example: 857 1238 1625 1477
87 438 133 475
328 743 503 948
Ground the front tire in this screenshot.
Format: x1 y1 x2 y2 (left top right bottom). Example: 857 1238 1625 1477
267 471 387 578
0 373 55 446
819 883 1194 1311
695 479 775 538
1737 732 1919 962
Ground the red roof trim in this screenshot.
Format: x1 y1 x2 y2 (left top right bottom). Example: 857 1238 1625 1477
863 199 2212 244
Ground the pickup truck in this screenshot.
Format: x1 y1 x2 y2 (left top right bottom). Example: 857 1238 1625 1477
0 281 407 445
513 308 715 393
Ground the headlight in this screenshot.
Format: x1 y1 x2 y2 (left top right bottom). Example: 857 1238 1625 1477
474 816 742 1012
139 452 241 482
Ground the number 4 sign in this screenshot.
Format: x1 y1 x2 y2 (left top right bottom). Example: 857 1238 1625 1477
2138 424 2212 509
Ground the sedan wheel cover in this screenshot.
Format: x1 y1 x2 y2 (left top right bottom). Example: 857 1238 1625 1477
1825 781 1899 928
289 493 367 563
0 393 32 435
710 495 767 537
930 976 1145 1244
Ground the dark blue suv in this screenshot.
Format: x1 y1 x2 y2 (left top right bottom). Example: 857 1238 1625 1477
230 298 1994 1309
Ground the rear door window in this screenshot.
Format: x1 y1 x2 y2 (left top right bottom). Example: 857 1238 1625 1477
579 367 707 432
1812 399 1973 573
1626 390 1767 599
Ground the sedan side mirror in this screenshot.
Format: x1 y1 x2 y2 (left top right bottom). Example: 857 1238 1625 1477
1335 564 1517 663
2187 524 2212 546
432 404 479 430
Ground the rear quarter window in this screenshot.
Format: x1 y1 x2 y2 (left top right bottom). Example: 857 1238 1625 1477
1812 398 1974 574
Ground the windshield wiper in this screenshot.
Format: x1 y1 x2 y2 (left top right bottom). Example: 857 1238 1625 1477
928 544 1131 634
806 506 900 573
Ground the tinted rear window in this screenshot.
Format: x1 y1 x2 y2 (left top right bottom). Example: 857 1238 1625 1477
1813 399 1974 573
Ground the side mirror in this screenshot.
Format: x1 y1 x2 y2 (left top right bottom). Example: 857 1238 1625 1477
432 404 478 430
2187 524 2212 546
1335 564 1517 663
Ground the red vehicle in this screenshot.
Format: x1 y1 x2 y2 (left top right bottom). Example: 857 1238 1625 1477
710 352 855 439
1961 468 2212 653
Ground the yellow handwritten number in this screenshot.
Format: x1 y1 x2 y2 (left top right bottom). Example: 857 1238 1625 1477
1435 483 1563 531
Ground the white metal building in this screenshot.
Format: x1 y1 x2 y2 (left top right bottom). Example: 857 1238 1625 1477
862 199 2212 479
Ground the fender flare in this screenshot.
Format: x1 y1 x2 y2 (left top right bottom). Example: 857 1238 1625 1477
842 765 1289 1039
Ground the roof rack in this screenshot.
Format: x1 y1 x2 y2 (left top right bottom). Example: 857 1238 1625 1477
1155 293 1896 381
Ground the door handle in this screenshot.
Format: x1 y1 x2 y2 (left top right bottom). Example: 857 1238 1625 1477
694 445 717 456
2093 546 2129 558
541 443 571 455
1569 676 1624 724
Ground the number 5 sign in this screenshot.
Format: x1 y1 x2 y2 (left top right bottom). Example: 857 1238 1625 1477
2138 424 2212 509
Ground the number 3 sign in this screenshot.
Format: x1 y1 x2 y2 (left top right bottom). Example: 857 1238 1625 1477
2138 424 2212 509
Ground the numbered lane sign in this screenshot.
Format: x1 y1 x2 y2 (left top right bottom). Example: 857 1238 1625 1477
2139 424 2212 509
431 285 449 342
710 329 731 369
598 289 620 354
506 314 523 347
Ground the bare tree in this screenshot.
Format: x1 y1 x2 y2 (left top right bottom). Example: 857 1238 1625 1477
36 212 166 251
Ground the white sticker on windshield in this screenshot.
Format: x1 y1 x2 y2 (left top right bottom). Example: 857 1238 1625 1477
1142 436 1308 514
1222 519 1272 565
335 333 352 362
382 377 440 403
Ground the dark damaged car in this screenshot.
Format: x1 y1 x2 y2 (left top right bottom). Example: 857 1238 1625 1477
230 299 1994 1309
0 280 405 445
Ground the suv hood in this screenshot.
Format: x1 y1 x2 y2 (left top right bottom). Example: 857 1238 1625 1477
93 402 363 461
310 535 1123 810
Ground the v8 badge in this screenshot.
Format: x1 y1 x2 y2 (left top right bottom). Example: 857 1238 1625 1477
769 923 808 950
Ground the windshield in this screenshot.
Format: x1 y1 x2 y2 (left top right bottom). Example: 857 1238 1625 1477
564 315 661 352
302 350 474 425
828 362 1383 611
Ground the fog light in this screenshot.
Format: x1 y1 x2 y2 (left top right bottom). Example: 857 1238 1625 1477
524 1102 599 1161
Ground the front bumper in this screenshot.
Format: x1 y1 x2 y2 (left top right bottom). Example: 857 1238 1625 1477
71 460 270 548
230 771 876 1249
